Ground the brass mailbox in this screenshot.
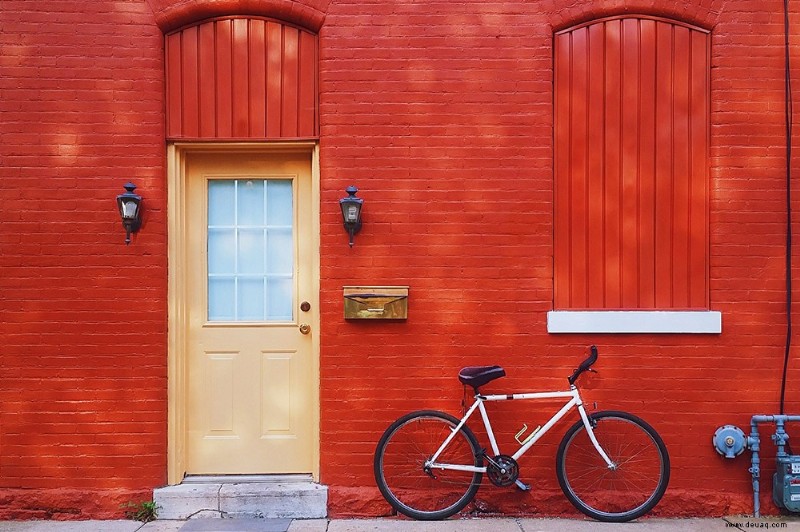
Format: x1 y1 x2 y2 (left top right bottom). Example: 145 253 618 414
343 286 409 320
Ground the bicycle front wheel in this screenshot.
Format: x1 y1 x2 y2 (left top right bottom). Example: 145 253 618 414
374 410 483 520
556 410 670 522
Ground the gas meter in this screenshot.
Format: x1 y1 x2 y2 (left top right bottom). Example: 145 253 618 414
774 454 800 512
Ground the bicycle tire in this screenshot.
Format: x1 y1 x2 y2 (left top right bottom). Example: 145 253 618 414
374 410 483 520
556 410 670 522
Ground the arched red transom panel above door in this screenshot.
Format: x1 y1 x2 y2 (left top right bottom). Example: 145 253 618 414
165 16 318 140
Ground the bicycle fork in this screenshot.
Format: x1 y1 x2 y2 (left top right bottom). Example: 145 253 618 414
576 403 616 470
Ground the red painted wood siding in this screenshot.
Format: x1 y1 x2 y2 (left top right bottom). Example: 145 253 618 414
166 17 318 140
554 16 710 310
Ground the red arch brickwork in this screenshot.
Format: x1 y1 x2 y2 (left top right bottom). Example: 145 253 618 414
146 0 329 33
543 0 722 32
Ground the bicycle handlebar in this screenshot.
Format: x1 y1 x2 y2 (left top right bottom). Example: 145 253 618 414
568 345 598 385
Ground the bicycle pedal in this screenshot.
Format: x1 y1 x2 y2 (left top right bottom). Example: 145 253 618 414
515 480 531 491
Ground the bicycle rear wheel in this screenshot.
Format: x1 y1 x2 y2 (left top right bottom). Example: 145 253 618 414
374 410 483 520
556 410 670 522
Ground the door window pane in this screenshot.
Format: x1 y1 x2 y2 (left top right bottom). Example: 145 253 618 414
207 179 294 322
208 278 236 321
267 181 293 225
267 228 293 274
238 229 266 274
208 228 236 274
237 180 265 226
208 181 235 226
238 278 266 320
267 278 293 320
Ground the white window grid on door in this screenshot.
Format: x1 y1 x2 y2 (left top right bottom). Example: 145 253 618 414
206 177 295 322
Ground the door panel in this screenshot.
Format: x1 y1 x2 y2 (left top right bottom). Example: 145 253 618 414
184 151 314 474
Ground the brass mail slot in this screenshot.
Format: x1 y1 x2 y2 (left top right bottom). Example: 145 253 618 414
343 286 409 320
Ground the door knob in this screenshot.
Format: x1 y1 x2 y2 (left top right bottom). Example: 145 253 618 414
299 323 311 335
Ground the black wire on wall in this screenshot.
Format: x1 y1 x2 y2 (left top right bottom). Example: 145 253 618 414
780 0 794 415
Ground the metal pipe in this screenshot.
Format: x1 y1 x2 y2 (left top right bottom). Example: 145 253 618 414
749 417 761 517
747 415 800 517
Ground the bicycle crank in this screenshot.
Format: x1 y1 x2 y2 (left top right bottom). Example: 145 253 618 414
486 454 520 487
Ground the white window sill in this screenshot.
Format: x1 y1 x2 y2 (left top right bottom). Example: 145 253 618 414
547 310 722 334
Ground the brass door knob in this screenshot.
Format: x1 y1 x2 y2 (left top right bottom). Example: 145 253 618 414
299 323 311 335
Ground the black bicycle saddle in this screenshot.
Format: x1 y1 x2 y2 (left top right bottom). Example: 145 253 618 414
458 365 506 390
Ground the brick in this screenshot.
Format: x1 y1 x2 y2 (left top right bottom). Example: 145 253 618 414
0 0 168 514
2 0 799 521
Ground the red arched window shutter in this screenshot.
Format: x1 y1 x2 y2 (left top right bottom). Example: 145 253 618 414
165 17 318 140
554 16 710 310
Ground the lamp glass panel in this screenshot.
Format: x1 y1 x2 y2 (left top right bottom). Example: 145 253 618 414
347 204 359 222
122 200 139 219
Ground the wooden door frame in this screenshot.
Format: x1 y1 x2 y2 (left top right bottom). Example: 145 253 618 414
166 142 320 485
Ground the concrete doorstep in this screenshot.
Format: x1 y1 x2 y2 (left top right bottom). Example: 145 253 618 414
153 479 327 520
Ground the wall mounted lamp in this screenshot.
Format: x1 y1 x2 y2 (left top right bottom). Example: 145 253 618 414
116 182 142 245
339 185 363 247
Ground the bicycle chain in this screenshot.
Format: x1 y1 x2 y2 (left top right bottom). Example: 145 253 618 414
485 454 519 487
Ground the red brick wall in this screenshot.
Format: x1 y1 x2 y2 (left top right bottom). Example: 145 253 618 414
1 0 799 520
0 1 167 519
317 0 800 518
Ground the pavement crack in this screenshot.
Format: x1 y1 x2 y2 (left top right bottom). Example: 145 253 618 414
184 508 224 518
722 517 745 531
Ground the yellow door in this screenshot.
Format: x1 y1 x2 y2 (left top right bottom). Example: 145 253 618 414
184 150 315 474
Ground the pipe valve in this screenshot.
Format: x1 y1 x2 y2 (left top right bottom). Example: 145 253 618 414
713 425 747 458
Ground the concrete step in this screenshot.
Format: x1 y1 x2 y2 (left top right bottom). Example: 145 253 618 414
154 476 327 520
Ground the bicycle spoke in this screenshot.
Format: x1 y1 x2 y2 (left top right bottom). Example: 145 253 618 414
375 411 483 520
557 412 670 522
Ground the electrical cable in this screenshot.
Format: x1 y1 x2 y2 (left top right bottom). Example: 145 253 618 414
780 0 794 415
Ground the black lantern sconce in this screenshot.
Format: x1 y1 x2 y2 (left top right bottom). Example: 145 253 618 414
339 185 363 247
116 182 142 245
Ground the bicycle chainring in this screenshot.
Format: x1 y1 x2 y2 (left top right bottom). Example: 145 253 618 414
486 454 519 487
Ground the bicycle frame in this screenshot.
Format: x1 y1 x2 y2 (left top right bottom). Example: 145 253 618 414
426 385 614 474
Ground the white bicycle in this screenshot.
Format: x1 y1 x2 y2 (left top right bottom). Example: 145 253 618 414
373 346 670 522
